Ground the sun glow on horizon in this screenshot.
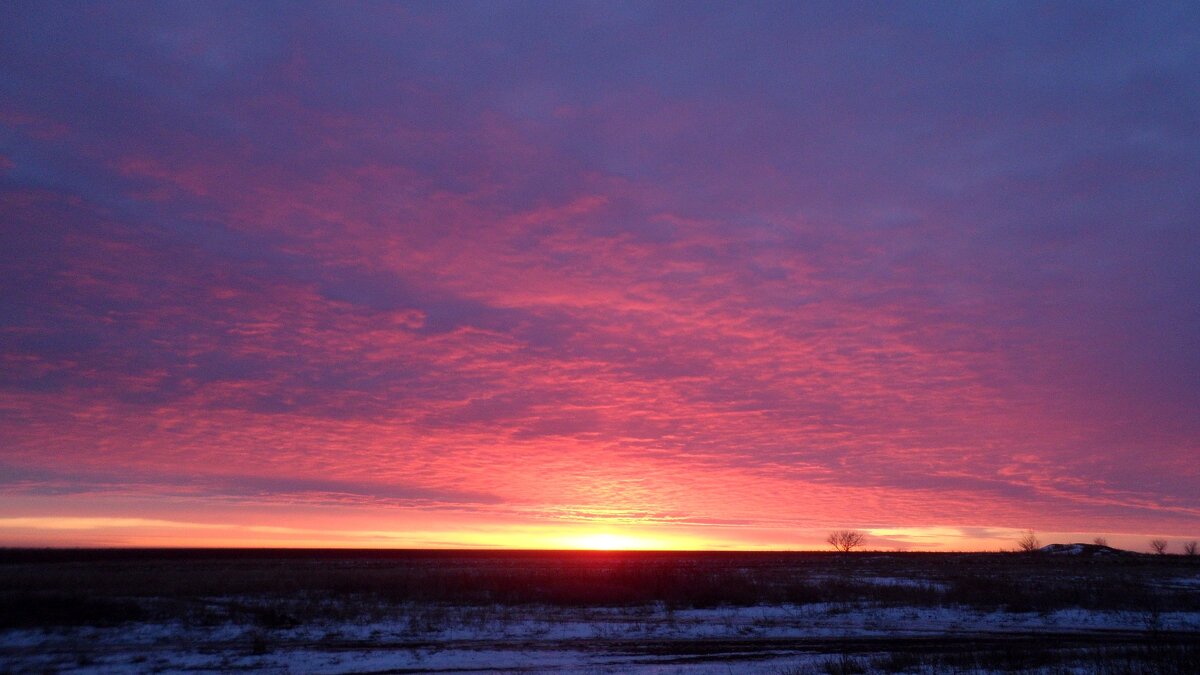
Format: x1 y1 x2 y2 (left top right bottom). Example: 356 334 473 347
564 532 656 550
550 528 721 551
0 516 1186 553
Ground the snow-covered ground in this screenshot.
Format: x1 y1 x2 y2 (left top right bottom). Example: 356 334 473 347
4 601 1198 673
5 550 1198 673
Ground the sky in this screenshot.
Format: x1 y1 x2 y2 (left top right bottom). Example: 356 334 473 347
1 1 1198 552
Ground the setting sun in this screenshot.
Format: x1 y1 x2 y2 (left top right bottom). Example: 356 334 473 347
563 532 662 550
571 533 648 550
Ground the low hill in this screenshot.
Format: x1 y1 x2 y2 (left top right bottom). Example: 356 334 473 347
1038 543 1132 557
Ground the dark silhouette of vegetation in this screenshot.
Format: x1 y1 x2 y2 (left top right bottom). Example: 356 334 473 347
1016 529 1040 552
4 548 1198 619
1093 536 1108 546
1151 538 1169 555
826 530 867 552
1184 541 1197 556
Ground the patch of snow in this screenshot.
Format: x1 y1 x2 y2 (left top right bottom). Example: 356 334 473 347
1040 543 1086 555
857 575 949 590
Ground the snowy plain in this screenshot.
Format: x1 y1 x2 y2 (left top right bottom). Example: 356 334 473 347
2 549 1198 673
4 600 1199 673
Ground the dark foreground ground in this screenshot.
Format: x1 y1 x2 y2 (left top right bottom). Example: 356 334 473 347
1 548 1198 673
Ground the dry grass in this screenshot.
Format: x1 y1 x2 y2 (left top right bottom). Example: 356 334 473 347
1 548 1197 624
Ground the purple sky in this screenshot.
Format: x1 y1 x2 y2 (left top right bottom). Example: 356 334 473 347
1 2 1198 549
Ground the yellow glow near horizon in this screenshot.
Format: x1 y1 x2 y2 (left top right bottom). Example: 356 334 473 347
9 516 1155 552
0 516 723 550
565 532 653 550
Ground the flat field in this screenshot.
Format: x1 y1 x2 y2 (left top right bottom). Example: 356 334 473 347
1 548 1198 673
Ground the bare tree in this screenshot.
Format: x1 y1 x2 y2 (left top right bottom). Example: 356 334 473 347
826 530 866 552
1150 538 1168 555
1184 541 1197 556
1016 529 1040 552
1092 536 1108 547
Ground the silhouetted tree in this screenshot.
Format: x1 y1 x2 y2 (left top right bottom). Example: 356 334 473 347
826 530 866 552
1150 538 1168 555
1016 529 1040 552
1183 541 1197 556
1092 536 1108 547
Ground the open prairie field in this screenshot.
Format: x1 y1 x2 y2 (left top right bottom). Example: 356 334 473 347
1 548 1198 673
